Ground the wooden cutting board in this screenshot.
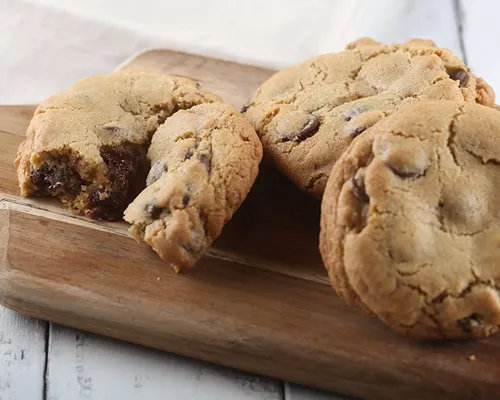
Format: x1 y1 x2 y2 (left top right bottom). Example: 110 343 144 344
1 50 499 400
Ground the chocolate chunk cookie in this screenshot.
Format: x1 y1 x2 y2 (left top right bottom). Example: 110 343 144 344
15 72 221 220
244 38 495 196
320 101 500 340
124 103 262 272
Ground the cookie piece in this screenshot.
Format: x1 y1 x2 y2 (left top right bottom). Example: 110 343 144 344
320 101 500 340
15 72 221 220
124 103 262 272
244 38 495 196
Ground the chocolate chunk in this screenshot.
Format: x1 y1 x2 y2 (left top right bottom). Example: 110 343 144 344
148 160 167 184
198 153 212 173
345 106 367 121
94 191 125 209
182 243 195 254
101 148 136 192
457 313 483 333
103 126 122 133
146 204 163 219
32 165 65 191
182 194 190 207
91 145 147 221
240 104 249 113
349 126 367 137
447 69 469 88
388 165 423 179
184 148 194 160
31 164 83 196
283 115 321 142
89 189 103 205
350 176 369 203
89 190 127 221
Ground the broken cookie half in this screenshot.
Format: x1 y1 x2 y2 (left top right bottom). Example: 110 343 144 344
15 72 262 271
16 71 221 220
124 103 262 271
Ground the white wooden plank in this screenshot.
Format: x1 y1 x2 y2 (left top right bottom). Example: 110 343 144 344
285 384 352 400
46 324 283 400
0 307 47 400
460 0 500 95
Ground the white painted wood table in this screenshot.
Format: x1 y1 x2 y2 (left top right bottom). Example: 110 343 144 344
0 0 498 399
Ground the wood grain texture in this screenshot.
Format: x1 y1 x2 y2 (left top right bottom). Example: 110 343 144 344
0 307 47 400
1 51 500 400
0 105 37 137
47 324 282 400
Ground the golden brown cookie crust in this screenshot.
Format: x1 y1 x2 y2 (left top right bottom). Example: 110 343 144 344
124 103 262 271
15 71 221 220
244 38 495 197
16 73 263 271
320 101 500 340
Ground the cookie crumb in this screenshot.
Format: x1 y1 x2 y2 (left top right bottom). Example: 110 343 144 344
468 354 476 361
156 277 161 281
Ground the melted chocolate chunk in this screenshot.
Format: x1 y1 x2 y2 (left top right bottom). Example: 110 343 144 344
89 190 127 221
88 145 146 221
184 142 201 161
240 104 249 113
447 68 469 88
388 165 423 179
345 106 367 121
103 126 122 133
89 189 102 205
31 164 82 195
101 148 136 192
182 243 195 254
349 126 367 137
182 194 190 207
350 176 369 203
32 166 65 191
146 204 163 219
457 313 483 333
198 153 212 173
282 115 321 142
148 160 167 184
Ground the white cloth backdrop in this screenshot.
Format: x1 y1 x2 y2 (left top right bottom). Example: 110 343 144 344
0 0 479 104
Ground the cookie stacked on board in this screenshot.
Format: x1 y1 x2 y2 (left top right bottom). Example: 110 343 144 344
16 72 262 272
243 38 500 340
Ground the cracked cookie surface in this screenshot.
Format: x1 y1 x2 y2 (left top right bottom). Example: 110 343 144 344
124 103 262 272
320 101 500 340
244 38 495 197
15 71 221 220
